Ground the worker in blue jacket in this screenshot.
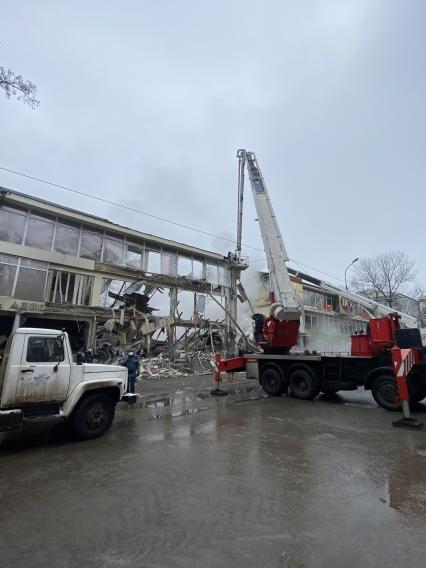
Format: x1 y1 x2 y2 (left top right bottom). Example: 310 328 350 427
119 351 140 394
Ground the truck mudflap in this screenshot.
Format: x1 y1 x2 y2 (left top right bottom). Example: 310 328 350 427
0 409 23 432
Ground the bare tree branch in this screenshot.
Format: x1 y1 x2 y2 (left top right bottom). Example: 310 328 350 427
0 66 39 108
350 250 417 308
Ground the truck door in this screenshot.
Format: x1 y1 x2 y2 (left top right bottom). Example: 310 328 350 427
15 335 71 404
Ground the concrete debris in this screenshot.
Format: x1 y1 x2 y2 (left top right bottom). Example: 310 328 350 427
139 352 216 379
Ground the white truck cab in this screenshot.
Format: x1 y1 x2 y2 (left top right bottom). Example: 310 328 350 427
0 328 132 440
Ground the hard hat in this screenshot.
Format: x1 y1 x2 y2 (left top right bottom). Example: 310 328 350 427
128 351 135 356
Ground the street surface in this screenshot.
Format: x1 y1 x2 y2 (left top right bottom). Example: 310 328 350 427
1 376 426 568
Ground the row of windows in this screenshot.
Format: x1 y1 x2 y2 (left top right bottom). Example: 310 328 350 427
0 205 230 287
303 289 337 312
0 253 93 304
305 313 367 335
303 288 374 319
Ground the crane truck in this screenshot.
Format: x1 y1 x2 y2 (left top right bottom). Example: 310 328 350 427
0 328 135 440
215 150 425 429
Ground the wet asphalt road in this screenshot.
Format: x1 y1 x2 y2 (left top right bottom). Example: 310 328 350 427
1 379 426 568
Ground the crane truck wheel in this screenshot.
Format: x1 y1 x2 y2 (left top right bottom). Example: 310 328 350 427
371 375 402 412
260 365 286 396
289 369 320 400
69 392 116 440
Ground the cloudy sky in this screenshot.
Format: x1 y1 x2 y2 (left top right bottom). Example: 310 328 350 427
1 0 425 290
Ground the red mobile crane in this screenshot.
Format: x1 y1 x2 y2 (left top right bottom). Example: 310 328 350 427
215 150 425 429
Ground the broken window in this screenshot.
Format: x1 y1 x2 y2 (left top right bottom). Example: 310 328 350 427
48 270 93 305
192 259 204 279
25 213 55 250
178 256 192 277
80 229 103 261
0 206 26 244
218 267 231 287
0 253 18 296
161 252 178 276
126 242 144 270
207 264 219 285
103 235 124 265
54 221 80 256
14 259 48 301
147 250 161 273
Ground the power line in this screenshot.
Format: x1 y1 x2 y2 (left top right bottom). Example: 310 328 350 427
0 165 346 285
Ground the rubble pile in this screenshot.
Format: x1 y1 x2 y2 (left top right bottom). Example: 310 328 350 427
139 351 216 379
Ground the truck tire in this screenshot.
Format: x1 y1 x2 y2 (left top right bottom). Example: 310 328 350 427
69 392 116 440
289 369 320 400
371 375 401 412
260 365 286 396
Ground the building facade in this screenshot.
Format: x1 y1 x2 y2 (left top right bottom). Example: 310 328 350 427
0 187 237 357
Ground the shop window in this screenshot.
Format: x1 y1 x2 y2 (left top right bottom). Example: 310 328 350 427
0 206 26 244
103 235 124 265
54 222 80 256
25 213 55 250
80 229 103 261
0 253 18 296
14 259 48 301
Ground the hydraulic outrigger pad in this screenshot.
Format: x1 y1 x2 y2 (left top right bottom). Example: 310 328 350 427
392 417 424 430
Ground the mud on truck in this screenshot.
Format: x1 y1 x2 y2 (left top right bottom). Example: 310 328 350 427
0 328 135 440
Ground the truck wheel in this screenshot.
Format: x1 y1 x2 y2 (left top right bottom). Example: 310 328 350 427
289 369 320 400
70 392 115 440
260 365 286 396
371 375 401 412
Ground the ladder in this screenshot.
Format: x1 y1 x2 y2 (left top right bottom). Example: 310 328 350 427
237 149 300 321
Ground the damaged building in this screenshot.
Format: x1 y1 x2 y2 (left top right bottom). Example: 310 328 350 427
0 187 240 364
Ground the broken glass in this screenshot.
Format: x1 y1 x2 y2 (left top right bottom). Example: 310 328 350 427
192 259 204 279
80 229 103 261
103 235 125 265
178 256 192 277
126 242 144 270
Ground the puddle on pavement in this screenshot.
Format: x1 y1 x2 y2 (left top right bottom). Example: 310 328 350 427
127 384 263 421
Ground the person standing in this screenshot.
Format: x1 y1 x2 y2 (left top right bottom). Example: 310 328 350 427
119 351 140 394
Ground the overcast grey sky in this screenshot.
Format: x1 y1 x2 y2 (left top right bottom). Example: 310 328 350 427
1 0 425 289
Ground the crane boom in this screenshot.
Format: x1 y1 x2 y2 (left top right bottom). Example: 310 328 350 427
237 149 300 321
